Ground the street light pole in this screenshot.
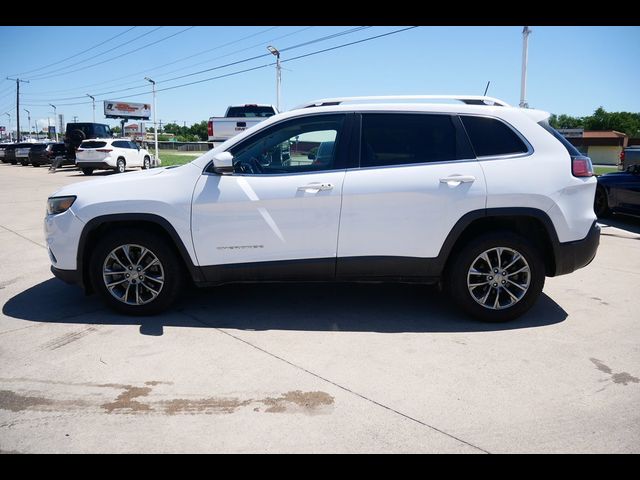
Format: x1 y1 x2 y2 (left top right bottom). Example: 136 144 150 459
3 112 11 141
267 45 281 111
86 94 95 122
24 109 30 139
519 26 531 109
144 77 159 165
49 104 58 141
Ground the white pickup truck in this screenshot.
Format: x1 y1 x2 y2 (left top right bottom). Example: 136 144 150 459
207 104 278 148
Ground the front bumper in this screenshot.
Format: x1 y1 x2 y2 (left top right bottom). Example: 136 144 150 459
51 266 80 284
553 221 600 276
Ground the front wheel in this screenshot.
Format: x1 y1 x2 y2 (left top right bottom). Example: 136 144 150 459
82 168 94 175
89 228 184 315
143 156 151 170
446 231 545 322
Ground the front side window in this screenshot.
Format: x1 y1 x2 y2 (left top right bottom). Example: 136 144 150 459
229 114 345 175
460 115 529 157
360 113 468 168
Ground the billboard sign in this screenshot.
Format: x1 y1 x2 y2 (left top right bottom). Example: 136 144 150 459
104 100 151 120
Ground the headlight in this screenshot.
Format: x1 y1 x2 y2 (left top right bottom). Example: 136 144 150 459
47 196 76 215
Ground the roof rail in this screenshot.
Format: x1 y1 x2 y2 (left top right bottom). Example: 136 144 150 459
294 95 511 110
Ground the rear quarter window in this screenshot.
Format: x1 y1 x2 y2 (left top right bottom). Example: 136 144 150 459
461 115 529 157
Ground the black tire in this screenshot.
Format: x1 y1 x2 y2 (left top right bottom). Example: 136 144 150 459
10 160 17 165
143 156 150 170
89 228 184 315
32 162 40 167
115 158 126 173
20 160 28 166
82 168 94 175
594 186 610 218
445 231 545 322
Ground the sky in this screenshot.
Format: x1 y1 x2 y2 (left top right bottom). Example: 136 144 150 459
0 25 638 133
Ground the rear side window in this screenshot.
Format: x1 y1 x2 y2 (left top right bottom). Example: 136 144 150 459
112 140 128 148
537 121 582 157
461 116 529 157
361 113 471 168
82 141 107 148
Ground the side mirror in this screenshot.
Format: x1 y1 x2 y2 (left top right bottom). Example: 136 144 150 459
212 151 233 174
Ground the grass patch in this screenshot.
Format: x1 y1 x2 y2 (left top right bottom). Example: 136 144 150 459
594 166 618 176
154 150 202 167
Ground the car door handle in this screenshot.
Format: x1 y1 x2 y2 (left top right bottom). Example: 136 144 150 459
439 175 476 185
297 183 334 192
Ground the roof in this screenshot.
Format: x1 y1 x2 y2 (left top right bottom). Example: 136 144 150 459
583 130 627 139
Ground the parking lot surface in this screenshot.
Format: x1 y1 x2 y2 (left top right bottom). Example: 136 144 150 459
0 163 638 453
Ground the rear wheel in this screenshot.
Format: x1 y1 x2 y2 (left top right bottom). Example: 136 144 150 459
594 186 610 218
446 231 545 322
32 162 40 167
89 228 184 315
82 168 94 175
115 158 126 173
20 160 28 166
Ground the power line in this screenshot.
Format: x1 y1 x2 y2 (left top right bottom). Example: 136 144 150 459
25 26 371 103
20 27 419 108
23 26 288 97
25 26 166 80
11 26 137 77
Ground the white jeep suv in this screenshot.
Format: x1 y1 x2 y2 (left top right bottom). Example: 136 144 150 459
45 96 599 322
75 138 152 175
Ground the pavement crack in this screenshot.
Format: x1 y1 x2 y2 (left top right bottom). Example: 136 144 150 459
180 310 491 454
0 223 46 249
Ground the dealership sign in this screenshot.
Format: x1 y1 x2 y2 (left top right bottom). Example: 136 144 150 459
104 100 151 120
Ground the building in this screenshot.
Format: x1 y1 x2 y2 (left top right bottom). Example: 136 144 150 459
561 130 628 165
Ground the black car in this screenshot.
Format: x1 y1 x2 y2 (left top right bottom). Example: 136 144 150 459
64 123 112 160
595 164 640 218
2 143 18 164
29 142 71 167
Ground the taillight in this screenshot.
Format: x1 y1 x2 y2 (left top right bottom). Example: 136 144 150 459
620 150 625 162
572 155 593 177
207 120 213 137
96 149 113 152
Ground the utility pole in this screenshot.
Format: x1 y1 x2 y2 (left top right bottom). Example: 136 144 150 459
86 94 95 122
49 104 58 141
519 26 531 108
267 46 281 111
6 77 29 141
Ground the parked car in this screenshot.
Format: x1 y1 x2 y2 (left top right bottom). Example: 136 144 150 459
29 142 71 167
45 95 599 321
594 164 640 218
619 145 640 171
0 143 8 161
3 143 17 164
15 143 36 166
64 122 112 161
208 104 278 148
75 138 152 175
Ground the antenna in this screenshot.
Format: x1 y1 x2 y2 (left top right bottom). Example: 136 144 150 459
483 81 491 96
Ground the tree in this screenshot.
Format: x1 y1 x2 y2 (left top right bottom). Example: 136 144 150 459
188 120 208 141
112 126 122 134
550 108 640 137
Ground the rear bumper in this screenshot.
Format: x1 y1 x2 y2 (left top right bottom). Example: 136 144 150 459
553 221 600 276
75 161 114 169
